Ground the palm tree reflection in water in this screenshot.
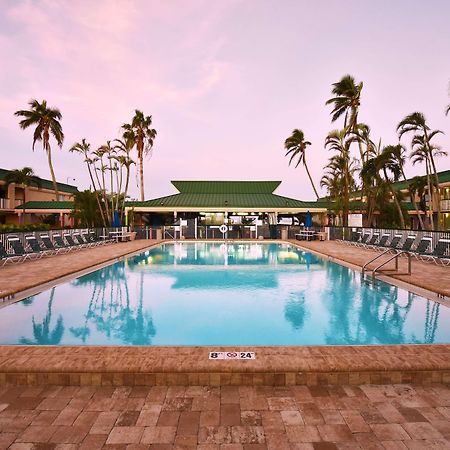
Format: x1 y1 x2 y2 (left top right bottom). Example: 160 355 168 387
70 261 156 345
321 263 421 345
20 288 64 345
284 293 308 331
424 301 440 344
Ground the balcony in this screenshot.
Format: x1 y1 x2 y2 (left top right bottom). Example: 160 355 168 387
0 198 23 210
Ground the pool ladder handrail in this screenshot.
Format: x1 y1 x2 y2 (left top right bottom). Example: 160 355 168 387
362 249 412 279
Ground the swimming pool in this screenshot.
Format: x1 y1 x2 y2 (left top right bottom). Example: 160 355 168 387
0 242 448 346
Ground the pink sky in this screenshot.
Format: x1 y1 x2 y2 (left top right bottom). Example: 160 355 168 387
0 0 449 200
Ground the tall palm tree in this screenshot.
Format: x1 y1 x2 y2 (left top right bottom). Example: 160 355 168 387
122 110 157 201
326 76 367 218
4 167 41 224
284 129 319 199
397 112 445 229
14 99 64 200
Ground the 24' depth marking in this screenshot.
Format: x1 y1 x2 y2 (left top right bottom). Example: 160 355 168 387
209 352 256 360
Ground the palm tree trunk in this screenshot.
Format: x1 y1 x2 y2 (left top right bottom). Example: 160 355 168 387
43 126 59 200
383 169 405 229
86 161 107 227
428 151 442 230
121 164 131 220
22 184 26 225
390 185 406 229
401 169 424 230
425 161 435 230
139 146 145 202
353 131 368 217
343 164 349 227
94 162 109 226
46 143 59 201
423 129 441 229
99 158 110 224
303 160 319 199
108 158 114 222
116 164 122 216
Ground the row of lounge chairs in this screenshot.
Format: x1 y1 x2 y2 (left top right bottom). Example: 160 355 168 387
345 231 450 266
0 232 114 265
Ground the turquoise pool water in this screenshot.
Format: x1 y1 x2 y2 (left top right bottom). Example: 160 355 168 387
0 242 448 346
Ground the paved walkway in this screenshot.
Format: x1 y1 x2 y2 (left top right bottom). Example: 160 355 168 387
0 383 449 449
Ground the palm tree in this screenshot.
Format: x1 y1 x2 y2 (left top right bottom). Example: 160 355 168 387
72 190 103 228
378 146 406 229
326 76 368 218
113 137 135 219
360 146 383 227
387 144 425 229
323 129 357 226
397 112 445 229
122 110 157 201
92 146 112 223
409 176 428 227
325 75 363 131
410 136 436 229
284 129 319 199
14 99 64 200
69 139 107 227
4 167 41 223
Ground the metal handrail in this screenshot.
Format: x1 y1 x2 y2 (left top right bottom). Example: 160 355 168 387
371 251 412 279
361 248 394 276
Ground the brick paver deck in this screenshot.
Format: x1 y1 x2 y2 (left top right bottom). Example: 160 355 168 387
0 382 449 449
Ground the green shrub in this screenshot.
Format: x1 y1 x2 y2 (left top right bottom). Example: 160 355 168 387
0 223 52 233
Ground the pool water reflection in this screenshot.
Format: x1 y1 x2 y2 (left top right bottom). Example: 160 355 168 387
0 243 448 345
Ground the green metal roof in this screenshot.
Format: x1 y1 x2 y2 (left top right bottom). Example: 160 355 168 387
392 169 450 191
129 193 326 209
348 169 450 199
0 168 78 194
171 180 281 194
16 201 74 210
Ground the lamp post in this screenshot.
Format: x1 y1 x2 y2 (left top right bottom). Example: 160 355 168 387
66 177 76 184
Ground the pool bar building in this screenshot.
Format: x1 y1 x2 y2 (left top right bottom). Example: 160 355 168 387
125 180 328 233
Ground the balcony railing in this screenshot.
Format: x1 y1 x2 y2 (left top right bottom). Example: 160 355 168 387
0 199 23 209
441 199 450 211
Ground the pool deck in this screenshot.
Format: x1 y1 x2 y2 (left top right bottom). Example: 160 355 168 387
0 382 449 448
0 238 449 389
